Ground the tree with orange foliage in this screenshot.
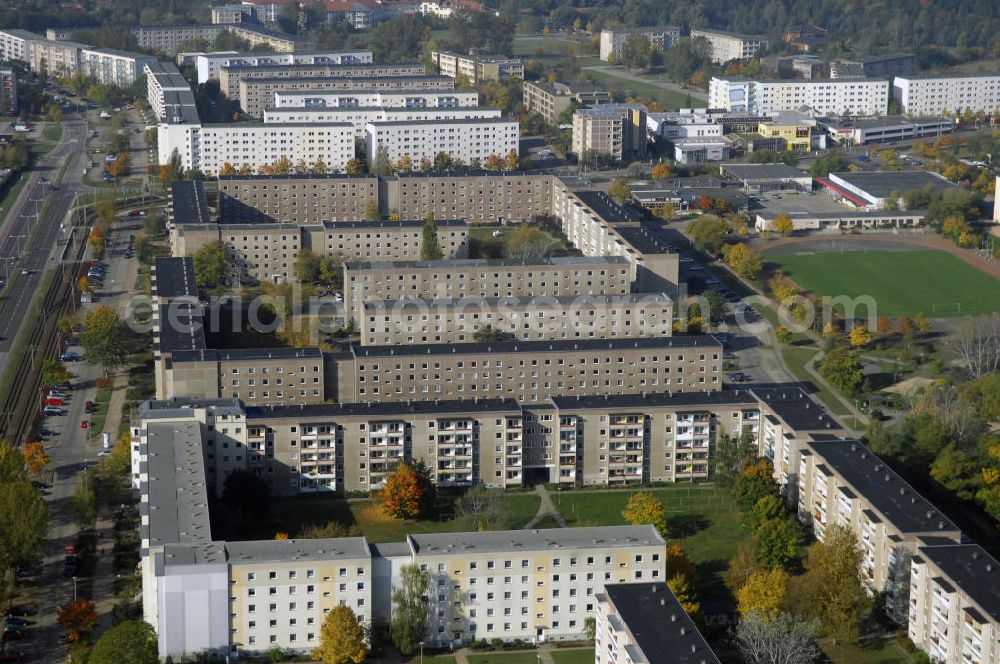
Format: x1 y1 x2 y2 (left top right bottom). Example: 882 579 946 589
651 162 672 180
381 462 435 519
87 227 105 255
483 154 504 170
504 149 520 171
58 600 98 641
106 154 129 178
22 441 50 475
218 162 237 176
274 532 290 540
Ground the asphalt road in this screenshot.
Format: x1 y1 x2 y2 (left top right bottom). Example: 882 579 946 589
0 112 88 362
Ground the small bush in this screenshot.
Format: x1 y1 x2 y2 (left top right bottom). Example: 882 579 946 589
95 377 110 389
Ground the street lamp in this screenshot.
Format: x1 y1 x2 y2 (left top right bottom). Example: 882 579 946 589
419 640 424 664
72 576 78 602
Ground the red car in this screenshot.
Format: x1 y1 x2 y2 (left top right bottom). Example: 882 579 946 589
85 400 95 410
80 420 91 429
64 544 76 555
44 397 65 407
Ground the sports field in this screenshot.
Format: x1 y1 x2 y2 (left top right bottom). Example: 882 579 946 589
767 249 1000 317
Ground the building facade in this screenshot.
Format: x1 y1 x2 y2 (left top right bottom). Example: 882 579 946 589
709 76 890 116
893 73 1000 116
522 81 611 124
273 88 480 109
364 118 519 169
217 174 379 223
690 29 769 64
80 48 157 86
263 105 502 137
599 27 681 62
430 51 524 83
572 104 648 162
239 74 453 117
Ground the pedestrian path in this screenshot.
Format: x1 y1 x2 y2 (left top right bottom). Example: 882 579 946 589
524 484 567 528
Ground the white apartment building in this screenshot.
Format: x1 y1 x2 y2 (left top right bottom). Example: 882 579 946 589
893 73 1000 116
27 38 85 77
430 50 524 83
598 26 681 62
709 76 890 116
690 29 769 64
364 117 518 169
194 49 373 84
595 583 721 664
264 105 502 137
273 88 480 109
145 61 197 121
908 544 1000 664
0 28 42 63
157 122 356 175
80 48 157 86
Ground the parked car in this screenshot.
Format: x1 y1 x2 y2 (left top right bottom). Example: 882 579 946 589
53 381 72 389
60 352 81 362
44 397 65 407
65 337 80 346
97 449 111 458
0 630 26 642
43 406 65 416
36 427 56 436
64 544 76 555
4 607 36 618
80 420 92 429
3 618 32 628
47 390 66 398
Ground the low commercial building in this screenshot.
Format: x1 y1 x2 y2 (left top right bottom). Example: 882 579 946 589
690 29 769 64
239 74 452 117
754 208 926 232
572 104 647 162
222 61 426 111
893 73 1000 116
719 163 813 192
80 48 157 86
430 50 523 83
830 53 915 80
596 583 721 664
272 88 480 109
817 115 954 146
908 544 1000 664
358 292 672 345
194 49 372 84
796 438 962 623
522 80 611 124
364 117 519 170
263 105 502 137
343 256 632 323
598 26 681 62
0 69 17 115
709 76 890 116
171 219 470 283
822 170 956 209
157 121 356 176
669 136 735 164
145 61 197 122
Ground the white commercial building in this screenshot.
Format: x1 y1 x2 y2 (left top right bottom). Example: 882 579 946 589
598 26 681 62
194 49 372 84
690 29 769 64
365 117 518 168
80 48 157 86
893 73 1000 116
157 122 356 175
273 88 480 109
709 76 890 116
263 105 501 137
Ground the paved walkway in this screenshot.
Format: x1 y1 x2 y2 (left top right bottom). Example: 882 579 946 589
581 65 710 102
523 484 567 528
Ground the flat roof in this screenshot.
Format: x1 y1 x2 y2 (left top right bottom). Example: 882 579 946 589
805 439 960 536
573 190 644 223
170 347 324 363
753 387 843 432
361 292 673 309
614 224 672 255
829 170 956 199
691 28 767 40
551 389 758 410
157 303 206 354
226 537 371 563
896 72 1000 81
409 525 664 556
220 173 375 182
154 256 200 299
171 181 211 224
140 398 244 418
721 163 811 181
223 61 422 72
817 115 953 130
275 88 470 98
351 335 721 358
199 49 370 59
916 544 1000 622
265 104 498 115
249 397 522 419
604 583 722 664
345 256 627 271
244 74 452 85
574 103 645 118
366 117 517 127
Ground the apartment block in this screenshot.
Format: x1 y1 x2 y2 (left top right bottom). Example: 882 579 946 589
572 104 648 161
893 73 1000 116
709 76 890 116
522 81 611 124
908 544 1000 664
171 219 470 283
223 61 426 113
211 4 254 24
0 29 41 63
0 69 17 115
690 29 769 64
364 117 519 169
27 38 85 77
359 293 673 346
595 583 721 664
430 50 524 83
218 174 379 223
796 438 962 623
273 88 480 109
195 49 373 84
599 27 681 62
830 53 915 80
132 23 313 55
342 256 631 323
239 74 454 118
332 336 723 405
145 61 197 122
80 48 157 86
264 105 502 138
385 171 553 224
157 121 356 176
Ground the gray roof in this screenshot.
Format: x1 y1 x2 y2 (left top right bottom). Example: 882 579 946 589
140 398 244 419
171 181 211 224
691 28 767 40
351 335 721 358
361 292 673 310
604 583 722 664
829 170 956 198
226 537 371 563
551 388 758 411
816 115 952 130
721 163 811 181
157 302 206 354
248 397 521 420
154 256 200 299
223 61 422 73
752 387 843 432
896 72 1000 81
171 347 323 363
345 256 627 271
805 439 961 536
219 173 376 182
409 525 664 556
367 117 516 128
916 544 1000 622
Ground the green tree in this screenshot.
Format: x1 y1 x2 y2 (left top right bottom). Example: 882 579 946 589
420 213 443 260
619 34 653 69
736 568 789 621
725 539 761 594
713 430 758 488
193 240 229 289
608 178 631 202
733 460 778 511
88 620 158 664
390 563 430 656
312 605 368 664
796 525 868 643
818 348 864 394
929 444 981 501
506 225 551 263
742 493 783 533
472 325 513 343
41 359 74 387
295 249 323 283
621 491 668 537
688 216 728 255
753 517 800 570
725 243 764 280
80 305 127 376
808 153 850 178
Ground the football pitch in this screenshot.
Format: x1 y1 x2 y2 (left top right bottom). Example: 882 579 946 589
766 249 1000 317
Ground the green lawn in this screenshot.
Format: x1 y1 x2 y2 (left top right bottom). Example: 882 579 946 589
550 648 595 664
468 652 539 664
551 485 742 600
42 121 63 143
822 637 918 663
468 224 577 259
767 250 1000 317
232 493 541 543
513 36 576 55
532 515 562 529
403 656 458 664
580 69 706 109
